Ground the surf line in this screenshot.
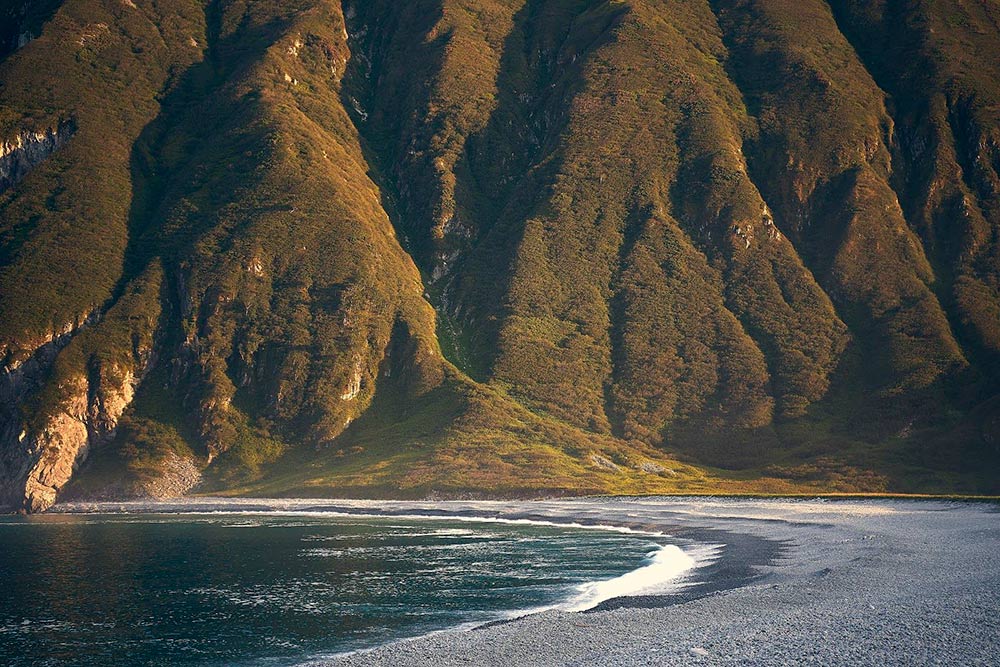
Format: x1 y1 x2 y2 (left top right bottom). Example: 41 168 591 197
201 507 724 610
287 510 722 664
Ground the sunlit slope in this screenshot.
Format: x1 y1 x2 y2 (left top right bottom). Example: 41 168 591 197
0 0 997 510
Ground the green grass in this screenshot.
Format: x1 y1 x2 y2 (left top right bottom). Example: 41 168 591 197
6 0 1000 507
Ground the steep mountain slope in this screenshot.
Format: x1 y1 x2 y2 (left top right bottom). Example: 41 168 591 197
1 0 997 511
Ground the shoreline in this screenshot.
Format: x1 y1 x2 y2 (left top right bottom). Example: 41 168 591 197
52 497 771 610
50 497 788 662
5 488 992 516
50 496 1000 666
282 497 996 666
48 498 758 662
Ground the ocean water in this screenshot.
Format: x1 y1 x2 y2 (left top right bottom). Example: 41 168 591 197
0 512 700 666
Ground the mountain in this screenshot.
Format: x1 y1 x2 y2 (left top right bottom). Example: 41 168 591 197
1 0 998 512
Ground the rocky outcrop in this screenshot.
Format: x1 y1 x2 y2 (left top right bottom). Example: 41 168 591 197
16 358 152 513
0 120 75 194
5 363 146 512
20 375 92 513
1 264 163 512
0 310 98 510
20 358 150 512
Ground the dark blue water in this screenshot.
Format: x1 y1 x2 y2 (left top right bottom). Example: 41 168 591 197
0 513 676 666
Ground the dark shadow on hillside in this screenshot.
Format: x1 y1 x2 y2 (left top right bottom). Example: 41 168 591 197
439 0 629 381
0 0 63 63
338 0 447 267
118 0 296 298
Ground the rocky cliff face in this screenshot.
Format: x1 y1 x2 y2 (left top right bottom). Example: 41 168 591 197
0 120 75 194
18 362 148 513
0 310 95 510
0 263 162 511
0 0 997 510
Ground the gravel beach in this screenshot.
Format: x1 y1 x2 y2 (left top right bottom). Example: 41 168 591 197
54 496 1000 666
298 497 1000 667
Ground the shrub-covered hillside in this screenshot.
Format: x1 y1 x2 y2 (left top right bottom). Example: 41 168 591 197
1 0 997 511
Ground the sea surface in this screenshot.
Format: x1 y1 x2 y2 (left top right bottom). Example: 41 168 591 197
0 511 700 666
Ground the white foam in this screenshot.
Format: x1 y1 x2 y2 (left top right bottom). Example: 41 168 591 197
50 500 726 666
298 539 716 663
561 544 696 611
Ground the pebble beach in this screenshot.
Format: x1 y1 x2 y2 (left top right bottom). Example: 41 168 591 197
308 497 1000 666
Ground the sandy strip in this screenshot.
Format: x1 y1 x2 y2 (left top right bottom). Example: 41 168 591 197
283 497 999 667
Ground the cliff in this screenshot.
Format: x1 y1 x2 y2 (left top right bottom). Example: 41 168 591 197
0 0 997 511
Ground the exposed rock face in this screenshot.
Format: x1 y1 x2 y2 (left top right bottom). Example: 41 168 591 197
6 365 147 513
0 264 163 511
21 375 90 513
15 358 152 513
0 120 75 194
0 310 97 510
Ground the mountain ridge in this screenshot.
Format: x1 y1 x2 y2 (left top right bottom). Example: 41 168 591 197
0 0 997 512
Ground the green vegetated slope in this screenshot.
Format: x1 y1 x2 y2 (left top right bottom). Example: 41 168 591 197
0 0 997 511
